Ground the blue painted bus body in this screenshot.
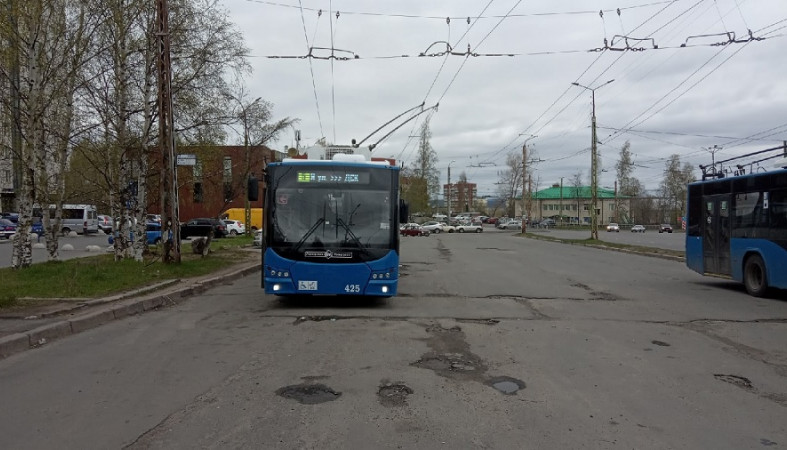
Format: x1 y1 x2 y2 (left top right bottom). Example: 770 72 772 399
261 156 401 297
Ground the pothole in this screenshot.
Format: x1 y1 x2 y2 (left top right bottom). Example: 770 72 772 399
486 376 527 395
377 381 414 407
275 383 342 404
651 340 671 347
714 374 753 390
411 324 487 381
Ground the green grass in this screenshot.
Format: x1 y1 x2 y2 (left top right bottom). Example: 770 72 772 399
0 235 257 309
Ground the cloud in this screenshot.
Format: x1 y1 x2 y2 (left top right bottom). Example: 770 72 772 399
226 0 787 193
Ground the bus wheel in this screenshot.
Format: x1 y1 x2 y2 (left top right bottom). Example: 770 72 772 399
744 254 768 297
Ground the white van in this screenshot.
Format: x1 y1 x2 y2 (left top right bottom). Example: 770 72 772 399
51 204 99 234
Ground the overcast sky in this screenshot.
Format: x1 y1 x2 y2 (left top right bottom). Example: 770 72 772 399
222 0 787 196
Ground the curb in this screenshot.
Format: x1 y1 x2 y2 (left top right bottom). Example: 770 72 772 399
0 261 261 361
523 233 685 262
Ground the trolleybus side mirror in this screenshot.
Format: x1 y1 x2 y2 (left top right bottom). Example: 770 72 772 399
247 176 259 201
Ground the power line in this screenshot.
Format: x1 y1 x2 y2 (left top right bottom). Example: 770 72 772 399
297 0 324 139
238 0 677 21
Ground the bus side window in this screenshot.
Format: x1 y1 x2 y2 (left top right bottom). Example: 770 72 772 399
770 189 787 236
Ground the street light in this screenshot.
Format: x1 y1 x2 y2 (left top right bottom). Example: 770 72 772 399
447 160 456 221
572 79 614 240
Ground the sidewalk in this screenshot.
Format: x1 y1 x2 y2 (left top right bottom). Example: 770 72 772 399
0 256 262 360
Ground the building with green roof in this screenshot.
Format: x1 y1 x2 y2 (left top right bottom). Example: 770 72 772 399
514 184 630 225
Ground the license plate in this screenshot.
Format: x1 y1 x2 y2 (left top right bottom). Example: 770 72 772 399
298 280 318 291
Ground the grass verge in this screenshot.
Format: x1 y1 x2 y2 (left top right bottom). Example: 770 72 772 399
522 232 685 259
0 235 257 309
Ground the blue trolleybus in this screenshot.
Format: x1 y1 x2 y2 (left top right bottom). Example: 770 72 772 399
259 154 402 297
686 168 787 296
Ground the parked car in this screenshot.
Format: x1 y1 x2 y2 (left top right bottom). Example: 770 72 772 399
420 221 445 234
539 218 556 228
31 217 44 235
0 218 17 239
400 224 429 237
97 215 113 233
485 217 499 225
1 212 19 223
606 222 620 232
146 214 162 224
631 224 646 233
223 219 245 236
501 219 523 230
108 222 168 246
659 224 673 233
180 218 228 239
455 224 484 233
438 222 456 233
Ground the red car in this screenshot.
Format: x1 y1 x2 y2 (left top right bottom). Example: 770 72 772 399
400 224 430 237
485 217 499 225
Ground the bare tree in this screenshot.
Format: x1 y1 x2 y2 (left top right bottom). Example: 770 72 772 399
659 154 695 224
402 118 438 214
1 0 101 267
495 151 522 217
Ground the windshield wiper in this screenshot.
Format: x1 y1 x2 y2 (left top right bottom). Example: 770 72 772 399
336 217 370 255
294 217 325 252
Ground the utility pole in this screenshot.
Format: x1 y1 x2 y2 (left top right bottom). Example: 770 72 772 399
614 180 618 223
242 97 261 236
157 0 181 263
447 160 455 221
572 80 614 240
520 135 537 232
560 177 564 226
522 142 527 233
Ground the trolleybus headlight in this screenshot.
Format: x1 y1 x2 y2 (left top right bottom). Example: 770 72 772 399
381 286 389 293
283 272 289 277
372 274 378 279
273 284 281 291
385 273 391 278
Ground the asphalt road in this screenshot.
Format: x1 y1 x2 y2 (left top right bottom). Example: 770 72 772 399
0 230 785 449
0 233 114 266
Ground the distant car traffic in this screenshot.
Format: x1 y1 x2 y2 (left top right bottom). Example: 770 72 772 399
631 224 646 233
606 223 620 232
659 224 673 233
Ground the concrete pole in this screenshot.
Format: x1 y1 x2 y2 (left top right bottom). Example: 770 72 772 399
522 143 527 233
590 90 599 240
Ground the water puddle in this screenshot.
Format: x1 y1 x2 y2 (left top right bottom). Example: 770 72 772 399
276 383 342 404
486 376 526 395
